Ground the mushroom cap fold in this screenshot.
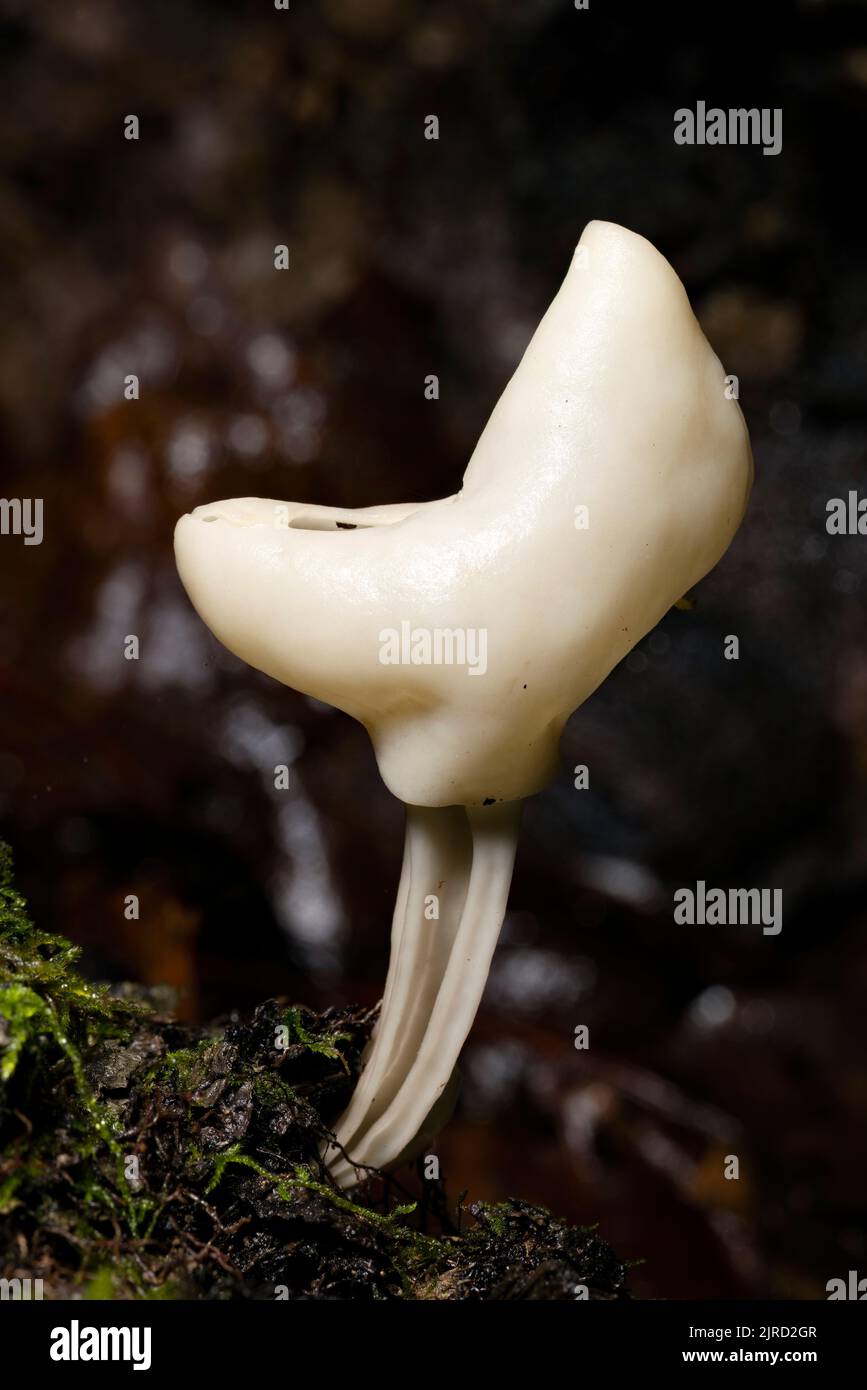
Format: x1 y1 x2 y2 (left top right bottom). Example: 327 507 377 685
175 221 752 806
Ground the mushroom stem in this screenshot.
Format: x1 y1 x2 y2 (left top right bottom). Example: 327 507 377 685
325 806 472 1162
326 800 521 1188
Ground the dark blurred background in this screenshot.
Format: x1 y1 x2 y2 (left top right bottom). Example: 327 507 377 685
1 0 866 1299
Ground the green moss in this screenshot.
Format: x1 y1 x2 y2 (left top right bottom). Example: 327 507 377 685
281 1005 353 1070
0 843 145 1044
148 1042 214 1094
476 1201 509 1238
208 1145 417 1228
250 1070 297 1107
0 983 45 1082
0 844 158 1259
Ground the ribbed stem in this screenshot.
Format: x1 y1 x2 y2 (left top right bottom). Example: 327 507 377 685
327 800 521 1188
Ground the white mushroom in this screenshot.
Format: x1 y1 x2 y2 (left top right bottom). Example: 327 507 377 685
174 221 753 1188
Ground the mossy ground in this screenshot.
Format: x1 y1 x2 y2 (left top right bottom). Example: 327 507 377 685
0 843 628 1300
